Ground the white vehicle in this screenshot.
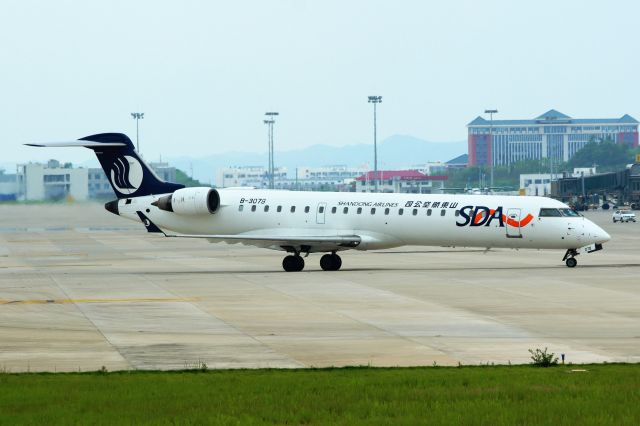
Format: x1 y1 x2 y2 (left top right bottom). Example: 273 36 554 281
28 133 611 270
612 210 636 223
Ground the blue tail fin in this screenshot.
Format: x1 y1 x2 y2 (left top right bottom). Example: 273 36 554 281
80 133 184 199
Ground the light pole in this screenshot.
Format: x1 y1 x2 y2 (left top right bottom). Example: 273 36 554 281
263 112 279 189
368 96 382 192
131 112 144 153
484 109 498 191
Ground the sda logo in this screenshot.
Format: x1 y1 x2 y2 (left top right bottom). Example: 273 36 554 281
456 205 534 228
110 155 143 195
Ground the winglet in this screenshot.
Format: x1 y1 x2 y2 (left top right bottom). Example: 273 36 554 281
136 211 165 234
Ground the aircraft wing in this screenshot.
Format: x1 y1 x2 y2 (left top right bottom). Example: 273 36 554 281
136 212 360 251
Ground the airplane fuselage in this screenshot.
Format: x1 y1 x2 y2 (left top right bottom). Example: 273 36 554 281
116 189 610 252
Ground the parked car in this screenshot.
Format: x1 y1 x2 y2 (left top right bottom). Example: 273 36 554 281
612 209 637 223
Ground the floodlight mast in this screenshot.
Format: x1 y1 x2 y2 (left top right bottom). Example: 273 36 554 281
131 112 144 153
264 112 279 189
484 109 498 192
368 96 382 193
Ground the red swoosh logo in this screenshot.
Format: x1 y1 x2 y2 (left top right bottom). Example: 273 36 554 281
474 209 534 228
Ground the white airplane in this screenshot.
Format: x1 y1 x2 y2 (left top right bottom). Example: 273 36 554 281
28 133 611 271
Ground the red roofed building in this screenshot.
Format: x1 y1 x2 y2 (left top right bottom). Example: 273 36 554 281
355 170 447 193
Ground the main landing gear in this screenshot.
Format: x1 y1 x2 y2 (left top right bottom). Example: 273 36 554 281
320 253 342 271
562 249 579 268
281 252 343 272
282 255 305 272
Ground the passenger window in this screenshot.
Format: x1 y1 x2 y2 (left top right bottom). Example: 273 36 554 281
455 210 459 217
304 206 310 213
264 205 269 212
343 207 348 214
539 208 562 217
398 208 404 216
371 208 376 214
238 205 244 212
412 209 418 216
357 207 362 214
319 206 324 213
441 209 446 216
277 205 282 212
251 205 257 212
125 199 132 205
384 208 390 215
332 207 337 214
427 209 432 216
290 206 296 213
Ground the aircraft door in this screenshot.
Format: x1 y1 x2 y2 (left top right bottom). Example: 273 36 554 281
316 202 327 224
506 208 522 238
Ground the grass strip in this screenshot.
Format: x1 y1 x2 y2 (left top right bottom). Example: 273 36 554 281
0 364 638 425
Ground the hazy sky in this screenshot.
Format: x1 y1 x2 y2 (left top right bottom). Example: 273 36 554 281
2 0 639 164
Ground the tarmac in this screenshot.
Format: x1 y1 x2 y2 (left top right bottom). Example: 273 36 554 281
0 203 638 372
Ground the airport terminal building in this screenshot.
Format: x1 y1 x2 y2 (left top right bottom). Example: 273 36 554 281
467 109 639 167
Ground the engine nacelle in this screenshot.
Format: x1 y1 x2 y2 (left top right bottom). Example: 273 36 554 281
154 187 220 215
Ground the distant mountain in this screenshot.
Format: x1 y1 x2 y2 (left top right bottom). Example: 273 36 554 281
167 135 466 185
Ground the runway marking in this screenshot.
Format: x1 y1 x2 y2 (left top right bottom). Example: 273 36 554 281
0 297 200 305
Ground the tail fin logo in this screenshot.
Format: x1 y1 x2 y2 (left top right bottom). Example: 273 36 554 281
110 155 143 195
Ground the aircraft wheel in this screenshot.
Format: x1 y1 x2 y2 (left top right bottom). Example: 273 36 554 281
320 253 342 271
330 253 342 271
320 254 334 271
565 257 577 268
283 255 305 272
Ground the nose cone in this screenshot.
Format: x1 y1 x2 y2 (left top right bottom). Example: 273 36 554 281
587 220 610 244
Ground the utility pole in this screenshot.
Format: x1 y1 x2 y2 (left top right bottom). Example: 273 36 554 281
263 112 279 189
484 109 498 191
130 112 144 153
368 96 382 193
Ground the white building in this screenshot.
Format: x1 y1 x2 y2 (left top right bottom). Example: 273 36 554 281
297 165 367 181
279 165 367 191
215 165 366 191
216 166 287 188
16 160 88 201
356 170 448 194
520 167 596 196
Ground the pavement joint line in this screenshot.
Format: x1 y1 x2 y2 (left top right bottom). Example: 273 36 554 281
0 297 201 305
250 276 457 360
49 275 134 370
141 273 306 368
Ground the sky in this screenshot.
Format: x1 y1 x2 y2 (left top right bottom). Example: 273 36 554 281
2 0 639 165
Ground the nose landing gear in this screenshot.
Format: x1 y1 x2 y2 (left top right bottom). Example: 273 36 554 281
565 257 577 268
562 249 579 268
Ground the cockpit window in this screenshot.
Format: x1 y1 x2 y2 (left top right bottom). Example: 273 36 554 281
559 208 580 217
539 208 563 217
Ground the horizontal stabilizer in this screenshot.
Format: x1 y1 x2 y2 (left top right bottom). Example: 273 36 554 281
25 141 127 148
